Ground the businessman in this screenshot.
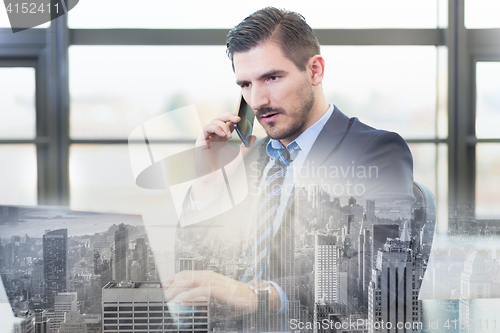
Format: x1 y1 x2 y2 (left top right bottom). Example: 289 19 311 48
165 6 414 331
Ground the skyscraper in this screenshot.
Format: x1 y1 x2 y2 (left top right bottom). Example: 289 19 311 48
43 229 68 307
371 224 399 256
314 233 341 332
114 224 128 282
459 251 492 333
179 257 204 271
315 234 340 304
50 292 78 333
0 206 19 223
34 309 49 333
59 311 86 333
368 238 421 333
358 228 371 307
132 238 148 281
102 281 209 332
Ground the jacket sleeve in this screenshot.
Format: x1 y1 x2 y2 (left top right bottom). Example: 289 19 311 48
356 131 415 203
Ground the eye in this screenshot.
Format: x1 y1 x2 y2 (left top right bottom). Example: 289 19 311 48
240 82 251 88
269 76 278 81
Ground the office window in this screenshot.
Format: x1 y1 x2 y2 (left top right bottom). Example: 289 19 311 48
69 46 441 140
69 46 443 212
321 46 438 139
322 46 447 230
408 144 437 195
69 144 190 212
68 0 438 29
476 144 500 219
69 46 240 140
4 0 496 231
0 68 36 139
475 61 500 219
475 62 500 139
409 143 448 231
0 67 37 205
465 0 500 28
0 145 37 205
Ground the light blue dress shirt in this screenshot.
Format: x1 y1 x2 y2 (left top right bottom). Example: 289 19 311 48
262 103 334 237
262 104 334 313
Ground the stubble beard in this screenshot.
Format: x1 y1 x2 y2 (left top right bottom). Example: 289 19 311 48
262 85 315 141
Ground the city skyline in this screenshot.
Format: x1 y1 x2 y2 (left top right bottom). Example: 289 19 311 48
0 206 158 333
1 195 500 332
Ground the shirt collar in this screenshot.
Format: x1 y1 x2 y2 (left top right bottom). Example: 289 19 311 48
266 104 335 160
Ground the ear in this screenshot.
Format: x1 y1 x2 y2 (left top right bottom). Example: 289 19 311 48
307 55 325 86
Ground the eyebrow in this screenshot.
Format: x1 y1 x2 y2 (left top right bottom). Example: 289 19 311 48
236 69 288 86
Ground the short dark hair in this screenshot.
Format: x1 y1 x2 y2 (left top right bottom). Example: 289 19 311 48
226 7 320 71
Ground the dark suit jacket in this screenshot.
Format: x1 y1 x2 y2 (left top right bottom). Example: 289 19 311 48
252 106 414 314
296 105 414 201
177 105 414 320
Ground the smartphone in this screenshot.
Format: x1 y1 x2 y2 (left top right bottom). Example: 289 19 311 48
234 95 255 147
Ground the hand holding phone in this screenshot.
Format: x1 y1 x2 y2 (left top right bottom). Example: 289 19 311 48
190 95 254 202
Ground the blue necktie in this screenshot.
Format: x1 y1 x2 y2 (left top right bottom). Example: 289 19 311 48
240 142 300 283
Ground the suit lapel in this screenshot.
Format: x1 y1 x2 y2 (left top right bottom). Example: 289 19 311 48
251 107 352 222
296 106 351 186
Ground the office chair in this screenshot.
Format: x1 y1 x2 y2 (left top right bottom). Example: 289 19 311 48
411 181 437 292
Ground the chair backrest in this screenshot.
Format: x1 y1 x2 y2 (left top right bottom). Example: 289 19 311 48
411 181 437 291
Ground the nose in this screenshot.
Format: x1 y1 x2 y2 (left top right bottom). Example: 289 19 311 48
249 83 270 112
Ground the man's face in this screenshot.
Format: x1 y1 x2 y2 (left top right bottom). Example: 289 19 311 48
233 42 315 145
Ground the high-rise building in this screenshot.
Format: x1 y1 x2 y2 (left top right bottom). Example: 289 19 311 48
82 314 102 333
94 242 111 274
179 257 204 271
94 242 113 290
177 256 204 281
358 228 371 308
32 259 45 296
132 238 148 281
34 309 50 333
59 311 86 333
371 224 399 256
314 233 341 332
459 251 492 333
49 292 78 333
102 281 209 332
114 224 128 282
315 234 340 304
368 238 421 333
43 229 68 307
0 206 19 223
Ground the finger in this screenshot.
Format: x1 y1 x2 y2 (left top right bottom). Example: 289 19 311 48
163 280 195 301
207 114 240 138
164 271 217 301
227 121 235 134
209 119 234 138
203 124 230 140
189 296 209 302
172 286 210 303
198 114 240 143
163 273 184 289
215 113 240 124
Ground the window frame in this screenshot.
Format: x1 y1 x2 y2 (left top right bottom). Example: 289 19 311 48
1 0 499 229
0 21 69 206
